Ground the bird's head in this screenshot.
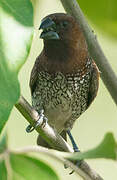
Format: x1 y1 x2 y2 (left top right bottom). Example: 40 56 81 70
39 13 82 42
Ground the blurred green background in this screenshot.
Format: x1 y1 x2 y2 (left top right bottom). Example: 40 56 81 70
7 0 117 179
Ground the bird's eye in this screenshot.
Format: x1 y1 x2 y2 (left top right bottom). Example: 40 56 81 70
60 21 68 28
63 21 68 27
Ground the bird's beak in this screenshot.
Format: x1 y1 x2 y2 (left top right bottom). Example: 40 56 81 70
39 17 60 40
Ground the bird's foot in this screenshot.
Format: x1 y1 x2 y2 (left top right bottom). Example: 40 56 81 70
64 149 82 175
65 130 82 174
64 158 82 175
26 109 48 133
69 159 82 175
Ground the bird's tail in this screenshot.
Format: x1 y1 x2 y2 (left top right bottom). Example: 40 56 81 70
37 130 67 148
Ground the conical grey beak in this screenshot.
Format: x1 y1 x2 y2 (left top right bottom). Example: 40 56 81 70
40 31 59 40
39 17 60 40
39 17 55 30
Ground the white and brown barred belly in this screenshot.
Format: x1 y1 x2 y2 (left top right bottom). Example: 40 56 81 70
32 58 93 133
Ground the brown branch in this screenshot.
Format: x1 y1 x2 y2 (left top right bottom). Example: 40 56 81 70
15 96 73 152
15 96 104 180
60 0 117 105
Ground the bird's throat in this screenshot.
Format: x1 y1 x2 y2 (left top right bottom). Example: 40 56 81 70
43 40 77 62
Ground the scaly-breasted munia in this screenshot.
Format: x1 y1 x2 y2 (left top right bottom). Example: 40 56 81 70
29 13 99 150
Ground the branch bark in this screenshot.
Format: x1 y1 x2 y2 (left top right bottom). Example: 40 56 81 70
60 0 117 105
15 96 73 152
15 96 104 180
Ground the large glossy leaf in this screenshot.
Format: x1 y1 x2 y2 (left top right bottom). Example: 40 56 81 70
68 133 117 160
0 135 59 180
0 160 7 180
0 0 33 133
0 134 7 154
0 0 33 26
10 154 59 180
78 0 117 37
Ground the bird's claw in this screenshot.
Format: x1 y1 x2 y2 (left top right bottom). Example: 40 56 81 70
69 143 81 174
69 160 82 175
41 116 48 128
26 124 35 133
64 159 82 175
26 109 48 133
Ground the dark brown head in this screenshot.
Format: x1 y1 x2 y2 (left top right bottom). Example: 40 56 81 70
39 13 83 43
39 13 88 64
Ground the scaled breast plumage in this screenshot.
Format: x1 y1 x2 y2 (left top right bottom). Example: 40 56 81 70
31 58 93 132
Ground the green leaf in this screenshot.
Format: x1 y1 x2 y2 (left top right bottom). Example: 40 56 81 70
68 133 117 160
0 0 33 133
10 154 59 180
0 133 8 154
77 0 117 37
0 1 33 72
0 160 7 180
0 61 20 133
0 0 33 26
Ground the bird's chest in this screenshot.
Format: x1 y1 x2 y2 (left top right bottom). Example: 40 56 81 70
32 71 91 131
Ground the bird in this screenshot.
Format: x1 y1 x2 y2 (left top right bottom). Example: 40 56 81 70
29 13 99 151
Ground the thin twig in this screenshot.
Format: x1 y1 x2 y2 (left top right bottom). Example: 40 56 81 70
15 96 104 180
60 0 117 105
15 96 73 152
11 145 87 178
11 145 103 180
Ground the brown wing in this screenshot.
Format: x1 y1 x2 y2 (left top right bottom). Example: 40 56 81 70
29 56 40 95
87 61 100 108
30 51 48 94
